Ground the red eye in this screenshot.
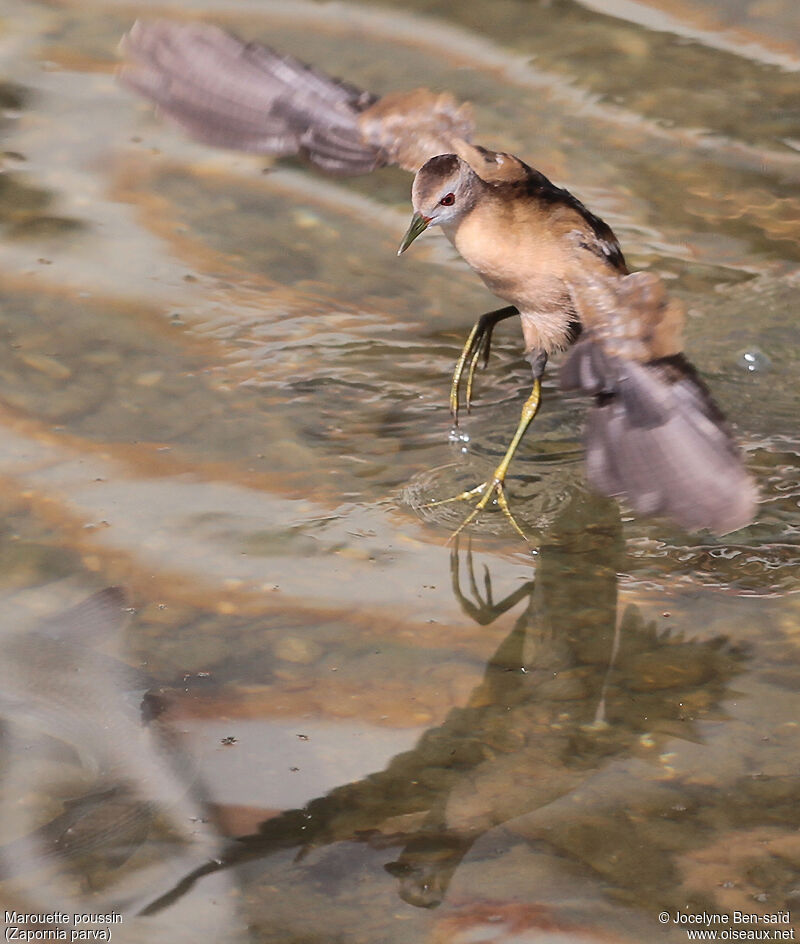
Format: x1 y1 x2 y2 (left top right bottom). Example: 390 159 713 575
439 193 455 206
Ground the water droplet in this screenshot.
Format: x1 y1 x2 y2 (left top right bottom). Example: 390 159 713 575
449 426 471 452
736 348 771 373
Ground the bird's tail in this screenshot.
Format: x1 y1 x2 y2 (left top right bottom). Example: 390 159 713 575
119 19 383 174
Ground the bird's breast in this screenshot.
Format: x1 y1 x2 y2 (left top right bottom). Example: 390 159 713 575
446 206 574 353
449 207 568 305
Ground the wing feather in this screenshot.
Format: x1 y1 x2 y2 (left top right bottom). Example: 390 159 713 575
119 20 475 174
561 272 757 534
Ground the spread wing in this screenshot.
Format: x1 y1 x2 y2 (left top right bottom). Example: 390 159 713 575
560 270 757 535
119 19 474 174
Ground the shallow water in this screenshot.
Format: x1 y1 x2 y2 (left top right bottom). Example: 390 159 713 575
0 0 798 941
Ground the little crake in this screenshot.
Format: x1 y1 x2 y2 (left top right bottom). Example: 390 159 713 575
120 20 757 537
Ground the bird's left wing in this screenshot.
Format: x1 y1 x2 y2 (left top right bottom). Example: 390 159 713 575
119 19 474 174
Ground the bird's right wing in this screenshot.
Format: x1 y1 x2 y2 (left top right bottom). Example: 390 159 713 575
560 270 757 535
119 19 474 174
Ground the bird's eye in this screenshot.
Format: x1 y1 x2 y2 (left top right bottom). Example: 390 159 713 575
439 193 455 207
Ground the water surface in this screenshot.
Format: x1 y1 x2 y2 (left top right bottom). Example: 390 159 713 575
0 0 798 941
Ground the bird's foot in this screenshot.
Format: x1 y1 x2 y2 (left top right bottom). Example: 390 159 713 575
449 324 490 424
425 471 528 542
449 306 518 425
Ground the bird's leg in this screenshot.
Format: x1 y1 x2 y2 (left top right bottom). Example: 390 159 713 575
447 379 541 540
432 350 548 540
450 305 519 424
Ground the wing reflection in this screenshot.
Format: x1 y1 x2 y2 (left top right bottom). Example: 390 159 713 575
0 587 236 933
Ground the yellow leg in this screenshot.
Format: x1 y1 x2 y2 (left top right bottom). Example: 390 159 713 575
430 378 542 540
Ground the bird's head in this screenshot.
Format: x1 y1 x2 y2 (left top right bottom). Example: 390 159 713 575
398 154 478 254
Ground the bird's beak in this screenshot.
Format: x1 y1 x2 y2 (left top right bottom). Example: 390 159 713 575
397 212 430 255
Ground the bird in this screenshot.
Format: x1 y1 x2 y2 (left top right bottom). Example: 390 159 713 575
118 19 757 537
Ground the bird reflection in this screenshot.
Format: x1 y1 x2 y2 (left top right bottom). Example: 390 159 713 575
138 493 744 916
